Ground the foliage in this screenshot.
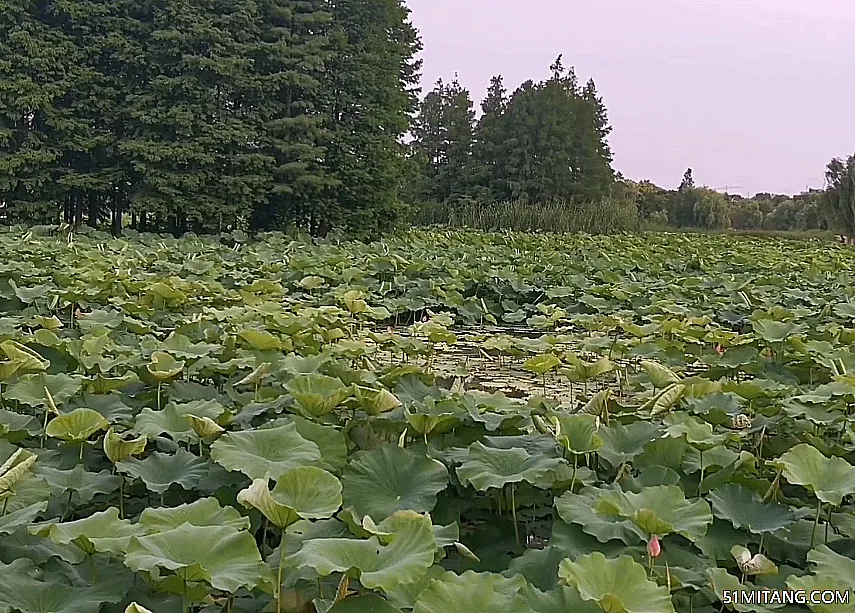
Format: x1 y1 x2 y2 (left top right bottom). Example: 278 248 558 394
0 0 420 237
0 227 852 612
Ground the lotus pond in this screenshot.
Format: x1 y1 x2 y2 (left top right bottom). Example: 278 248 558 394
0 227 854 613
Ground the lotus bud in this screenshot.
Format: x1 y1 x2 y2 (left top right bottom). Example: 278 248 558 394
647 535 662 558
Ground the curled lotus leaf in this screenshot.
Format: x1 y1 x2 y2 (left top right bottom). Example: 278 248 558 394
103 427 147 464
45 408 109 443
237 466 342 529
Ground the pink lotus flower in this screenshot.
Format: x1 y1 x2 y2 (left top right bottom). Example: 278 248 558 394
648 535 662 558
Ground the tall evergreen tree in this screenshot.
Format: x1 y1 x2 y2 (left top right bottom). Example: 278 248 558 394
250 0 335 233
471 75 509 201
320 0 422 235
122 0 269 234
0 0 78 224
410 76 475 204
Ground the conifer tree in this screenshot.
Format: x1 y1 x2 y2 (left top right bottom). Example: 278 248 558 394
321 0 422 234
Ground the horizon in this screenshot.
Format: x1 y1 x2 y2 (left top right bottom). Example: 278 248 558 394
405 0 855 198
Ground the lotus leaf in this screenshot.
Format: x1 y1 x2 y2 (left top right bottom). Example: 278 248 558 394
773 444 855 506
456 441 564 491
558 552 677 613
285 510 436 592
117 449 209 494
237 466 342 528
708 484 796 534
210 423 322 480
124 523 268 593
341 445 448 521
286 374 351 418
595 485 713 540
32 507 144 555
45 408 109 442
139 497 251 533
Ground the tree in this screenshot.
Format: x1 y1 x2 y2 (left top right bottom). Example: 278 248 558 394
320 0 422 235
410 76 474 205
471 75 509 201
823 154 855 237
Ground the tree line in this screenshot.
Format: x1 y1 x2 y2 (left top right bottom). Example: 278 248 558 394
3 1 855 240
407 56 617 209
0 0 420 236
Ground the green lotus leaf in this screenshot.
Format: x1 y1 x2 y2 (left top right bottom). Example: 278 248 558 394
0 448 37 498
354 386 402 416
38 464 120 504
558 552 676 613
124 523 268 593
238 328 282 351
45 408 109 442
0 558 124 613
210 423 322 480
752 319 805 343
285 510 436 593
0 409 39 437
286 374 351 418
0 501 48 535
773 443 855 506
328 595 402 613
563 355 614 382
134 400 225 443
185 414 224 438
341 445 448 522
117 449 209 495
708 484 796 534
125 604 155 613
523 353 562 375
161 332 220 359
32 507 144 555
708 567 781 612
237 467 342 529
145 351 185 382
648 383 686 416
280 415 348 474
595 485 712 540
5 372 83 408
555 487 646 544
640 359 681 388
665 412 729 450
786 546 855 613
103 427 147 464
555 413 603 455
139 497 251 534
404 408 460 437
518 584 604 613
456 441 564 491
0 340 49 379
413 570 530 613
598 421 661 467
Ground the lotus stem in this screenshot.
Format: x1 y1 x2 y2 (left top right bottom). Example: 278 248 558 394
697 450 705 497
157 381 162 412
118 475 124 519
510 484 520 550
277 537 286 613
810 500 823 549
571 455 578 492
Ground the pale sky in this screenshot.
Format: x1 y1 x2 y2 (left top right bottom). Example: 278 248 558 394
406 0 855 196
